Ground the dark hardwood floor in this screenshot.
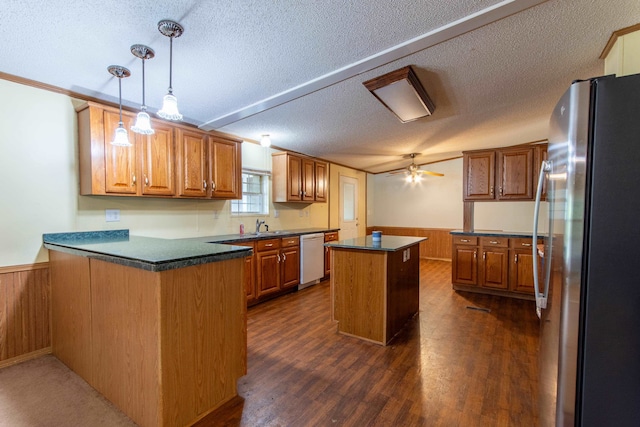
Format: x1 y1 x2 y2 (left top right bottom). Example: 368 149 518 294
198 260 539 426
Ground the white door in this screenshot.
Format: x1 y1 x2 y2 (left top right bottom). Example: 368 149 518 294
339 175 359 239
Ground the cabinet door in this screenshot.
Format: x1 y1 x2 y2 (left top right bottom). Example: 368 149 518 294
497 147 534 200
176 128 208 197
104 110 137 194
452 245 478 285
287 155 303 201
301 158 315 202
510 247 536 294
139 121 175 196
463 151 495 200
280 247 300 288
480 247 509 289
315 161 328 202
210 138 241 199
256 249 281 298
536 144 548 201
324 232 338 276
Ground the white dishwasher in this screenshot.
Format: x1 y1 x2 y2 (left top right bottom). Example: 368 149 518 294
299 233 325 289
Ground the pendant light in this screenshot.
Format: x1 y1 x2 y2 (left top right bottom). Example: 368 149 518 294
107 65 132 146
130 44 155 134
260 134 271 148
157 19 184 121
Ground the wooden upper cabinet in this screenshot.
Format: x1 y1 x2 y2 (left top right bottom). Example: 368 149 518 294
496 146 534 200
77 101 241 200
272 152 327 203
463 151 495 201
301 158 315 202
139 121 175 196
315 161 328 202
176 127 208 197
463 144 544 202
103 109 138 194
209 137 242 199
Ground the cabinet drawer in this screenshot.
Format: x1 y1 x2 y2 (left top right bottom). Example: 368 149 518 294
453 236 478 245
510 238 540 249
281 236 299 248
256 239 281 251
480 237 509 248
324 232 339 242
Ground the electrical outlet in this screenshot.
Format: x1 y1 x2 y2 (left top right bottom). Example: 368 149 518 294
305 210 309 217
274 210 279 218
105 209 120 222
299 210 304 217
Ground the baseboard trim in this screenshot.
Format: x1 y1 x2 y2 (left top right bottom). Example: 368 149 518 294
0 347 52 370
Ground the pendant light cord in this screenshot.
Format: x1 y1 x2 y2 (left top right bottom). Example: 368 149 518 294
168 36 173 94
141 58 146 110
118 76 123 124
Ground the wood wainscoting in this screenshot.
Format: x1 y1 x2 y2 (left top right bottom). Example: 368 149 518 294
0 263 51 368
366 226 452 260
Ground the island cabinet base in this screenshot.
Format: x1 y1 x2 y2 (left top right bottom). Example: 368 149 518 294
49 251 246 427
331 244 420 346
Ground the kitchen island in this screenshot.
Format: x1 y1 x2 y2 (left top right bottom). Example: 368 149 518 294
43 230 251 427
326 235 426 345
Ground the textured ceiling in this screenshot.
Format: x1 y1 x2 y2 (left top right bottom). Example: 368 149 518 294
2 0 639 173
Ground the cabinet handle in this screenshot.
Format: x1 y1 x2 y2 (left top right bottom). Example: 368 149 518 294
245 258 251 263
489 240 499 244
132 174 136 186
483 252 486 260
490 187 494 196
299 191 302 197
515 254 518 263
144 176 149 186
499 186 503 196
325 247 328 253
474 251 477 259
282 253 286 261
265 243 273 247
288 240 295 244
277 254 281 263
211 181 216 191
521 243 532 247
203 180 207 189
460 239 470 243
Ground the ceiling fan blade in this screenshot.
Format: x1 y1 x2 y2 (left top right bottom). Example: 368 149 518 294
420 170 445 177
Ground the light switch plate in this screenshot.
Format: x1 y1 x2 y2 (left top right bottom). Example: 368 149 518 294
105 209 120 222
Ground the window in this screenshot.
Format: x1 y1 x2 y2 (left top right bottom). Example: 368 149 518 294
231 170 270 215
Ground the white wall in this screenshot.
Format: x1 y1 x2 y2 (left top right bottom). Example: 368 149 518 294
368 156 549 233
368 158 464 228
0 80 328 267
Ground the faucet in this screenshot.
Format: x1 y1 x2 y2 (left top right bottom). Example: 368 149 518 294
256 219 266 233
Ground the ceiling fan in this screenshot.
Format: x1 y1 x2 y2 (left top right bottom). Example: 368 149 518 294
388 153 444 182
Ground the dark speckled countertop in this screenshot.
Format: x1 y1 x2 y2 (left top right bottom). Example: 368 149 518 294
43 228 340 272
325 235 426 252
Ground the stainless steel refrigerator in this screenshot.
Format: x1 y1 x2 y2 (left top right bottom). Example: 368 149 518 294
532 73 640 426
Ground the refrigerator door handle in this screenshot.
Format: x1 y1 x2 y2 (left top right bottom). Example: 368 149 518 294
533 160 551 317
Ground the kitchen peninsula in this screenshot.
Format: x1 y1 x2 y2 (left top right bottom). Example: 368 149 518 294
326 235 426 345
43 230 251 427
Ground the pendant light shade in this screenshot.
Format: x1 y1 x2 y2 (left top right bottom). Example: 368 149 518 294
157 20 184 121
107 65 132 147
131 44 155 134
260 134 271 148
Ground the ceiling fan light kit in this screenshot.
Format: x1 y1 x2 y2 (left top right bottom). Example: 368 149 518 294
388 153 444 182
363 66 435 123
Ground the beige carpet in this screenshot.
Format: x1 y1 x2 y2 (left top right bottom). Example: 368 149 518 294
0 355 137 427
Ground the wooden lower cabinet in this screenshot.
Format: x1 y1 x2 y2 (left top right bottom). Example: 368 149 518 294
254 237 300 301
324 232 339 276
452 234 541 299
234 242 256 304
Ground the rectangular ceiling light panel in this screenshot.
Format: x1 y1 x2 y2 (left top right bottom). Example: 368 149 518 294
363 66 435 123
